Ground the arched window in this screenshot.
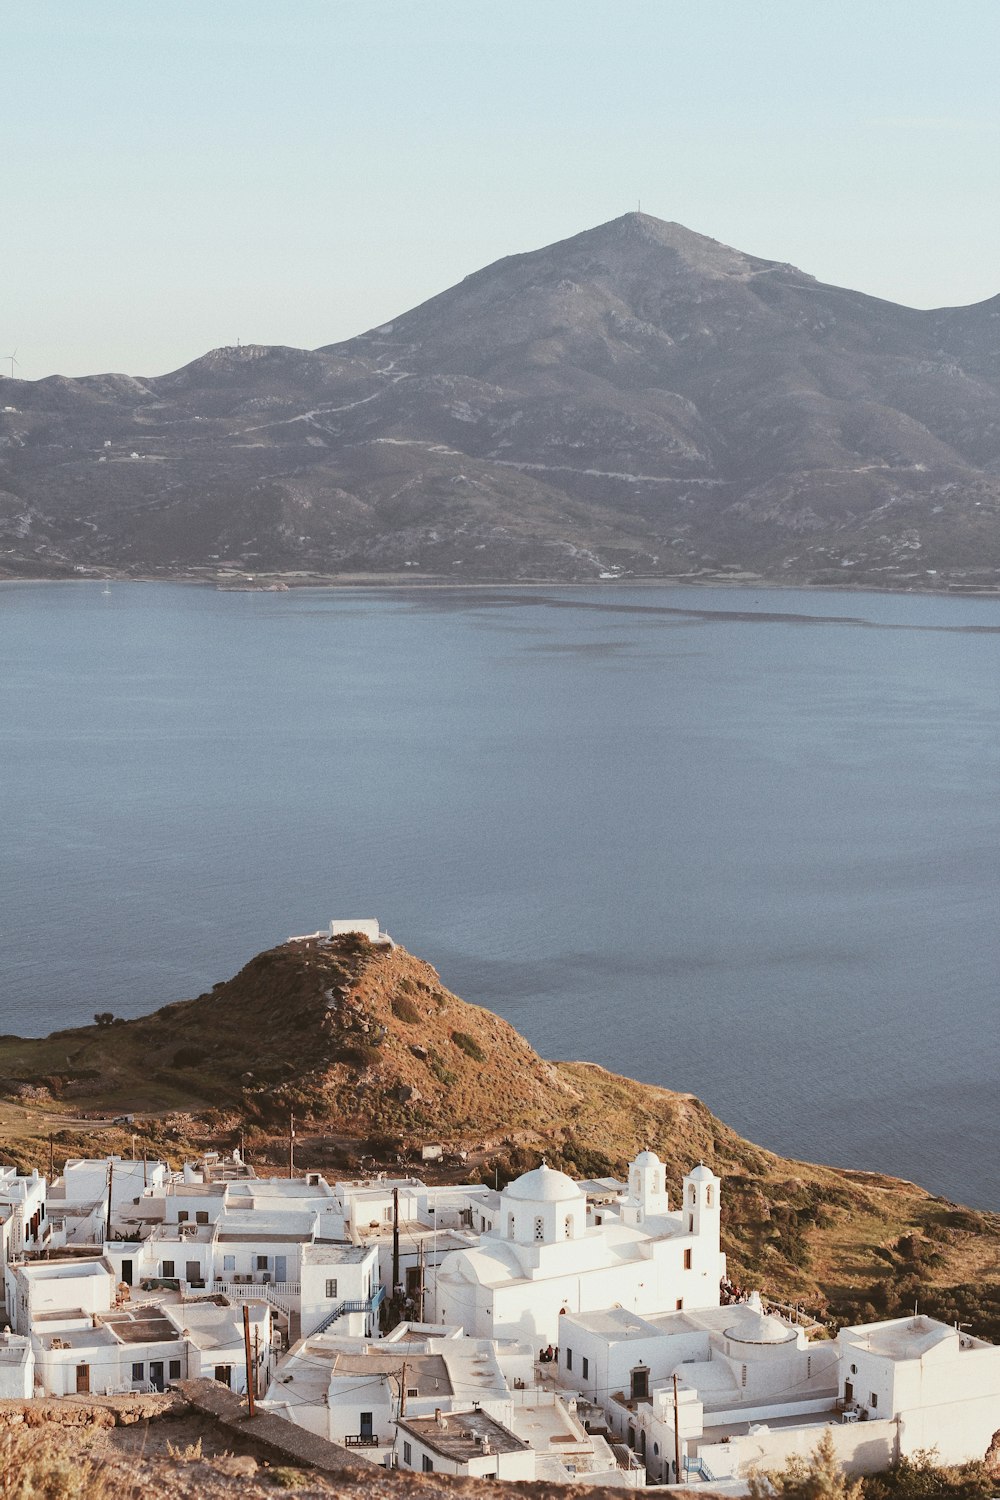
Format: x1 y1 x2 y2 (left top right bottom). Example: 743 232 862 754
688 1184 696 1205
564 1215 574 1240
706 1185 713 1207
534 1216 544 1241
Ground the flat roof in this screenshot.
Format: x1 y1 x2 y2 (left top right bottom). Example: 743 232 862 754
301 1243 370 1265
98 1310 181 1345
398 1408 528 1461
331 1351 453 1397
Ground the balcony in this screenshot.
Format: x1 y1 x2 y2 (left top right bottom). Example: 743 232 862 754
343 1434 380 1448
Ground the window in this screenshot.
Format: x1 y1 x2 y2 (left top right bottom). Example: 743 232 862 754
168 1359 182 1380
688 1185 696 1205
403 1442 412 1466
582 1357 589 1380
256 1255 268 1271
223 1255 235 1273
688 1213 694 1232
161 1260 175 1278
683 1248 692 1270
534 1216 544 1241
422 1456 434 1473
676 1298 684 1311
507 1213 515 1239
630 1367 648 1399
195 1210 209 1225
325 1278 338 1299
214 1366 232 1387
565 1348 573 1370
178 1211 189 1223
706 1186 713 1207
870 1392 878 1409
131 1362 144 1381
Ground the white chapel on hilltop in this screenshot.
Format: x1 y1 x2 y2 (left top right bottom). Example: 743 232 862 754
433 1152 724 1345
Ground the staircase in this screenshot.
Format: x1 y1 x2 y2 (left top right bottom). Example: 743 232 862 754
312 1285 385 1335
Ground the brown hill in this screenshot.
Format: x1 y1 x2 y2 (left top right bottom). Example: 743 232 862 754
3 213 1000 589
0 932 998 1337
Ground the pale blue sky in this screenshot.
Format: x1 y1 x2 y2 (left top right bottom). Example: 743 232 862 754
5 1 1000 378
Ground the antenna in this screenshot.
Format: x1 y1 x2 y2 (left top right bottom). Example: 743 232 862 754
4 351 19 379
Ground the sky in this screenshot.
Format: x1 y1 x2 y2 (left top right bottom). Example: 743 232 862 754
5 0 1000 379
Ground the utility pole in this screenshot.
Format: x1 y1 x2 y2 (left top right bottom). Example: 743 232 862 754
672 1372 681 1484
392 1187 400 1298
253 1325 260 1400
399 1360 407 1417
105 1160 114 1243
417 1239 425 1323
243 1304 256 1417
288 1111 295 1179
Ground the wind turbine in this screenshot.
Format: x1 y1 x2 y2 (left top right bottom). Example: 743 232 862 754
4 351 19 379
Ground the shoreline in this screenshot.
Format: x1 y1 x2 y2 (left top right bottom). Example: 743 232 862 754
5 570 1000 601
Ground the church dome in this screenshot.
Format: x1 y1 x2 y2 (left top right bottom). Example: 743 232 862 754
632 1150 662 1168
725 1292 797 1346
504 1162 581 1204
687 1161 717 1182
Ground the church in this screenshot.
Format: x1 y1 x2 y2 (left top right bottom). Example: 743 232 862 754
433 1152 725 1345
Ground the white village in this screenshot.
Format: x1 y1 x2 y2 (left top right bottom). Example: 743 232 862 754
2 1142 998 1491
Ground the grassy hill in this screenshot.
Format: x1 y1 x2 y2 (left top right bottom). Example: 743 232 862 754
1 933 997 1337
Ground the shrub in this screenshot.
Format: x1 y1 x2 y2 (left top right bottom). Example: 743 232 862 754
391 994 421 1024
451 1030 486 1063
171 1046 206 1070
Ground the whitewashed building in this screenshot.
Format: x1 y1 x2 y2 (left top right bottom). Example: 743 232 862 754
434 1154 725 1345
396 1408 534 1481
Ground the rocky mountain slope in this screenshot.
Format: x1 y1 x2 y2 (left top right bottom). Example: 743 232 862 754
1 933 998 1337
4 213 1000 588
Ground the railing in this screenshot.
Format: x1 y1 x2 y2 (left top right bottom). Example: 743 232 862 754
344 1434 380 1448
312 1284 385 1334
212 1281 301 1317
684 1455 717 1483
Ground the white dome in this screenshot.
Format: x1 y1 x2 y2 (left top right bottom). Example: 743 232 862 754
687 1161 717 1182
632 1150 662 1169
504 1162 582 1204
725 1294 796 1346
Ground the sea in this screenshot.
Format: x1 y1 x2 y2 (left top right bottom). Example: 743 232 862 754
1 581 997 1209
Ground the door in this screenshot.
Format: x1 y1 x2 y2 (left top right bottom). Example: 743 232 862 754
214 1365 232 1388
149 1361 164 1392
273 1255 287 1283
844 1380 854 1404
360 1412 373 1440
186 1261 200 1284
120 1259 133 1286
75 1364 90 1394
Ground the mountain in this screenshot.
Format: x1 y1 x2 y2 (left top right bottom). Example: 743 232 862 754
2 932 998 1337
3 212 1000 588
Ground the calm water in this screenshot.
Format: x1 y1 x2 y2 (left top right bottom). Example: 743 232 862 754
2 582 998 1208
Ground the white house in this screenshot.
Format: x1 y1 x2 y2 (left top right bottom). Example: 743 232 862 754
5 1256 116 1336
834 1315 1000 1467
0 1332 34 1398
0 1169 48 1267
434 1155 725 1345
262 1323 530 1464
396 1408 534 1481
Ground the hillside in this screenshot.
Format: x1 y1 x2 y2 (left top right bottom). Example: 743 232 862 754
3 213 1000 589
0 932 997 1339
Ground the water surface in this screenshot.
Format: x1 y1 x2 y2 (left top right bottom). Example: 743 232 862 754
2 581 997 1207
